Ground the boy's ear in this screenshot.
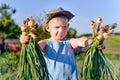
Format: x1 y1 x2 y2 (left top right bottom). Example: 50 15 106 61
45 25 50 32
68 23 70 27
67 23 69 29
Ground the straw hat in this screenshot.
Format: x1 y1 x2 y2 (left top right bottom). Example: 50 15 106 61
42 7 74 31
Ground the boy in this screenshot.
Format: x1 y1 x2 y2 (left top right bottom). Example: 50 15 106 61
20 7 93 80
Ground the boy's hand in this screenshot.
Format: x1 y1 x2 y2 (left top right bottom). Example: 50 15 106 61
20 32 29 44
98 44 105 50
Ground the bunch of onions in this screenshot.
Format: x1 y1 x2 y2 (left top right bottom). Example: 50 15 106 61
16 16 49 80
81 17 117 80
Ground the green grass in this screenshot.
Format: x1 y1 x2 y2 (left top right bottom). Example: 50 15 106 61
0 52 19 80
103 35 120 54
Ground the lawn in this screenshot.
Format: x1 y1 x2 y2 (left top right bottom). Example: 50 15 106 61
103 35 120 54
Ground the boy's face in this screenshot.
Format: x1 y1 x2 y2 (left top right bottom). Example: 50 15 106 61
45 17 69 41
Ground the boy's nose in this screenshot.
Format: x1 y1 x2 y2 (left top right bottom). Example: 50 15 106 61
59 28 64 32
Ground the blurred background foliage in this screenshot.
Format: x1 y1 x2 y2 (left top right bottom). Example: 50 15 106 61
0 4 21 39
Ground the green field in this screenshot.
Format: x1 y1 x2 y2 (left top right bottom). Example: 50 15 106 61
76 34 120 79
0 34 120 80
103 35 120 54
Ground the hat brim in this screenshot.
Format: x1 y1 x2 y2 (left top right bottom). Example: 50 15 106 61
46 10 74 22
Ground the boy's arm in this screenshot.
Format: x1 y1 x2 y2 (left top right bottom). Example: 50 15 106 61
69 36 92 49
69 36 105 50
38 40 47 54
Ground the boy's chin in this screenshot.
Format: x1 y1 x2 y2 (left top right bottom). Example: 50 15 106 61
58 36 64 39
55 37 64 41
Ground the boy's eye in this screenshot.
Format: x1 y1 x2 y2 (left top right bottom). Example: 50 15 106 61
53 26 68 29
63 26 68 29
54 27 59 29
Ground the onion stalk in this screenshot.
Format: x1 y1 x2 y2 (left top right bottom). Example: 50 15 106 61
81 17 117 80
16 16 49 80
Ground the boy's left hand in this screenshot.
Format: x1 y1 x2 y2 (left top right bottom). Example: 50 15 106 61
98 44 105 50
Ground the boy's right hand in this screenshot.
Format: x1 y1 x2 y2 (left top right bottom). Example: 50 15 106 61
20 32 29 44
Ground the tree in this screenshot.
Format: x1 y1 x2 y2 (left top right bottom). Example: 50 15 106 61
37 25 50 40
0 3 21 39
66 27 77 38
